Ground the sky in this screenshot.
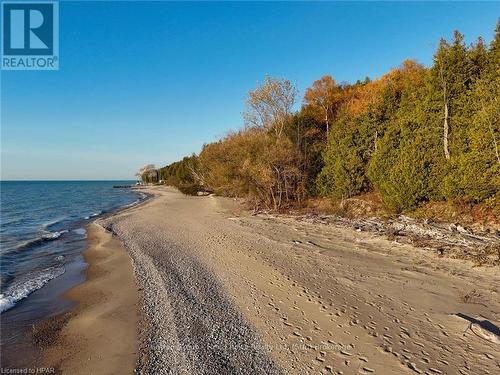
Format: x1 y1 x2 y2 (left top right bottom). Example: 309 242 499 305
1 1 499 180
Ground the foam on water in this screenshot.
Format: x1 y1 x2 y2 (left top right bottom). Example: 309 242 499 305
123 199 140 208
0 181 142 317
41 217 67 230
41 229 69 240
73 228 87 236
0 267 66 313
13 230 70 252
84 212 101 220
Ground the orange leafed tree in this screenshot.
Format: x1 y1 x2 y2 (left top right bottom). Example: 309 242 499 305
341 60 425 116
342 80 384 116
303 75 344 135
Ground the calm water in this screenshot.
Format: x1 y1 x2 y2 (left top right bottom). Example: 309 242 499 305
0 181 144 366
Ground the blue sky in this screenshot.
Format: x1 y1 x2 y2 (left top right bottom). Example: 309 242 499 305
1 1 498 180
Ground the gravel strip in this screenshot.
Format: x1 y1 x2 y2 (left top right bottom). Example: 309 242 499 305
100 215 282 375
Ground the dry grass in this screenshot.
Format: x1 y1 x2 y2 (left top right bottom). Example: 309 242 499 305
303 192 388 218
412 199 499 229
460 289 486 306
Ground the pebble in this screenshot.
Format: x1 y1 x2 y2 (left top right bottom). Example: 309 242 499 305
429 368 442 374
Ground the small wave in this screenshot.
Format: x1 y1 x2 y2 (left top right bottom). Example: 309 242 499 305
73 228 87 236
41 217 66 230
14 237 44 250
123 200 139 209
84 211 102 220
0 267 65 313
41 229 69 240
15 230 69 251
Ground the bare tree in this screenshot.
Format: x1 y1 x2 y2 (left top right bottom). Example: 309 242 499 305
136 164 157 183
243 76 297 138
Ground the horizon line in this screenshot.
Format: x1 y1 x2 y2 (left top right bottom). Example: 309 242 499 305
0 179 138 182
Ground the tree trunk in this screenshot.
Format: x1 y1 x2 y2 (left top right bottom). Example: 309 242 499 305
488 122 500 165
270 187 276 211
325 114 329 136
479 95 500 165
439 61 450 161
443 100 450 160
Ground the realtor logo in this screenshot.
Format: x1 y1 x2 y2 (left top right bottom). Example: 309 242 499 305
1 0 59 70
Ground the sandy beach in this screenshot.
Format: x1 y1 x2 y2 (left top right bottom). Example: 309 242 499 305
36 223 139 374
39 186 499 374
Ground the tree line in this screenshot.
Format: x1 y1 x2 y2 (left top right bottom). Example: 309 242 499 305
156 23 499 214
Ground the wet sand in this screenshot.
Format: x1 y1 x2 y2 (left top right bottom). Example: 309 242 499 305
37 223 139 374
39 186 499 374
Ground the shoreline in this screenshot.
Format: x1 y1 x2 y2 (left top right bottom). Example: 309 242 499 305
26 186 499 374
0 187 152 371
33 222 140 374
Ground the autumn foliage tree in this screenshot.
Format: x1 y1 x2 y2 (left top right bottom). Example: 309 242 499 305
158 22 499 215
198 77 304 209
199 129 304 209
159 155 202 194
303 75 344 135
243 76 297 139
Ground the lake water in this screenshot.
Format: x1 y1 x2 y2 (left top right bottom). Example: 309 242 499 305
0 180 144 367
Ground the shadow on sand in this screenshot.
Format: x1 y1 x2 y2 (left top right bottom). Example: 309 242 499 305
455 312 500 339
